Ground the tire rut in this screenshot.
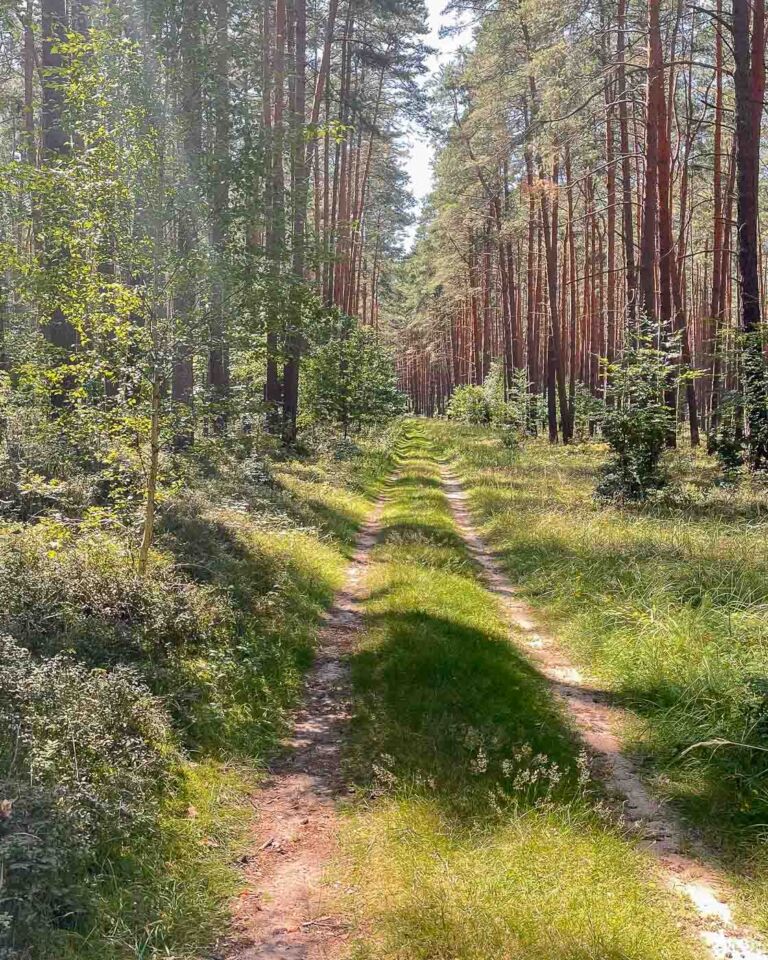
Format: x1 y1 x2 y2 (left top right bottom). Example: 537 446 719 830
441 465 768 960
224 491 387 960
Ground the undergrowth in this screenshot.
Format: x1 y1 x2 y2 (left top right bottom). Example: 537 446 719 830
428 419 768 933
337 423 703 960
0 424 399 960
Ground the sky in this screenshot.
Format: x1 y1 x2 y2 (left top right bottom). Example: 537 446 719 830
401 0 473 247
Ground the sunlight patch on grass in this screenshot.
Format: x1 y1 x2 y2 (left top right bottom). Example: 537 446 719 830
271 467 373 551
343 800 698 960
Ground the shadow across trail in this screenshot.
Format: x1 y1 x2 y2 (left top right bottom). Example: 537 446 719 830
348 592 585 820
339 425 715 960
345 434 592 824
454 429 768 892
440 456 768 960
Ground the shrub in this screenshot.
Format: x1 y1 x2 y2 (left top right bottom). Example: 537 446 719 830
572 382 606 440
0 521 224 667
0 456 100 521
708 390 746 480
481 362 528 443
482 359 510 424
447 385 490 424
597 318 678 501
507 368 534 434
301 310 407 435
498 425 521 450
0 399 103 522
0 636 175 952
598 406 669 500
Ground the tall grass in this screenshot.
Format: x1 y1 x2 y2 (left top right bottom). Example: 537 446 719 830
428 419 768 931
337 424 703 960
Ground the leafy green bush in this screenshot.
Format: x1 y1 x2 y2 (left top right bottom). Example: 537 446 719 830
301 310 407 435
480 361 528 445
482 359 509 423
447 385 489 424
0 515 286 758
0 400 103 521
597 320 677 501
0 428 396 957
572 382 606 440
498 424 521 450
708 390 746 480
598 406 669 500
0 636 175 953
508 368 534 433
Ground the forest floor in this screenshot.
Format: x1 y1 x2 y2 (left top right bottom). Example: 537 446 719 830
229 420 768 960
15 431 397 960
439 462 765 960
427 421 768 939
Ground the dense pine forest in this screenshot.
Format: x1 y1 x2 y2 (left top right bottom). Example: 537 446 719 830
4 0 768 957
397 0 768 470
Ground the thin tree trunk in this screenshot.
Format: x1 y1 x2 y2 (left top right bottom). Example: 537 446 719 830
265 0 287 428
616 0 637 320
41 0 78 388
539 156 571 442
209 0 231 433
283 0 307 442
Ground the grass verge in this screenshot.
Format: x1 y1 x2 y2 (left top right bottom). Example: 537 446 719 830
427 418 768 934
336 422 703 960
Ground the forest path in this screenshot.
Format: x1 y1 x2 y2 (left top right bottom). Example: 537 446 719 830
440 464 768 960
224 488 389 960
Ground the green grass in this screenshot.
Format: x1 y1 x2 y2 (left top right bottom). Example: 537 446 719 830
53 761 255 960
16 431 398 960
337 423 704 960
426 419 768 933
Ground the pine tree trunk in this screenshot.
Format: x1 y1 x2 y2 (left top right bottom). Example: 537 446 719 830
41 0 77 394
209 0 231 433
616 0 637 319
283 0 307 443
265 0 287 429
638 0 661 320
172 0 201 446
539 157 571 441
733 0 768 466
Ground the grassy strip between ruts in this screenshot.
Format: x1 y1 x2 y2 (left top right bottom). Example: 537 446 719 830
335 422 704 960
8 429 397 960
426 418 768 937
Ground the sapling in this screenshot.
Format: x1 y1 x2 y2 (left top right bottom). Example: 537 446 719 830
598 316 681 500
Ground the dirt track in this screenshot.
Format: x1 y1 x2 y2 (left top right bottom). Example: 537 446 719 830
225 462 768 960
224 493 387 960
